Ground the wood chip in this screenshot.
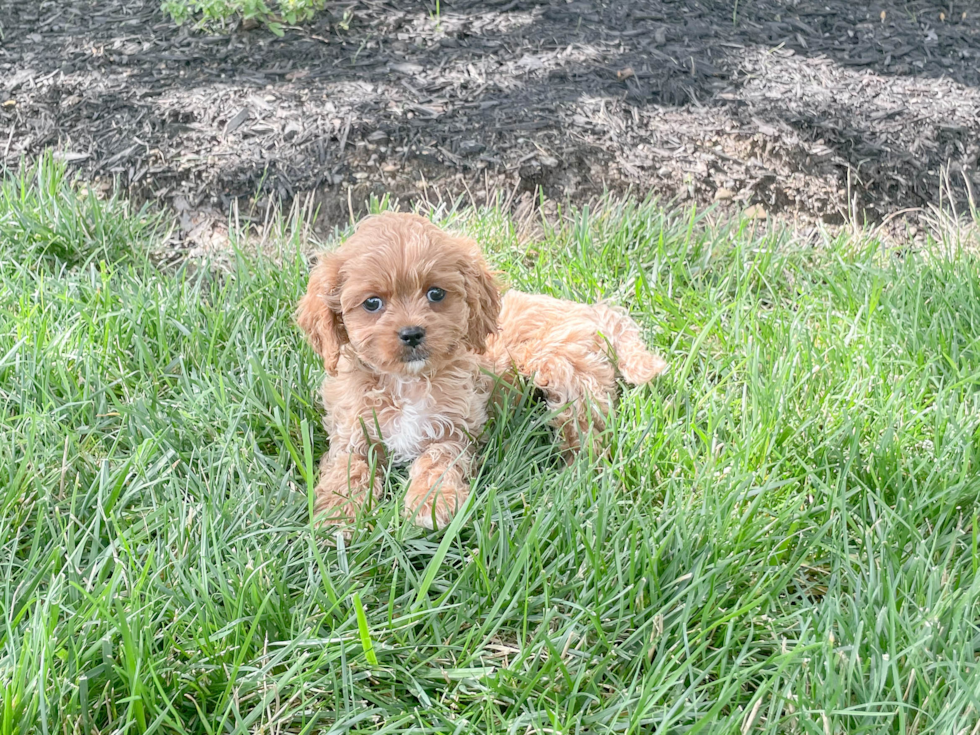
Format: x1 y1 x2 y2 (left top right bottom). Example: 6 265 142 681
224 108 250 135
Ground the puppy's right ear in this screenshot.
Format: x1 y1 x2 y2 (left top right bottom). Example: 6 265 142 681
296 252 347 375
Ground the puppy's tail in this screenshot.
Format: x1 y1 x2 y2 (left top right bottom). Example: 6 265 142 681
592 304 667 385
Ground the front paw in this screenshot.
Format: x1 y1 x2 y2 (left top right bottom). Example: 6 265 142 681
312 453 382 529
405 479 469 530
312 484 362 529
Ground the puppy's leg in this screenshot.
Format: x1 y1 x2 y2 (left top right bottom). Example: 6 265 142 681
313 442 384 527
591 303 666 385
405 439 473 530
528 350 617 463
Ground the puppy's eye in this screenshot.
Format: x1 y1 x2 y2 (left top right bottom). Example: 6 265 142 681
363 297 384 313
426 287 446 303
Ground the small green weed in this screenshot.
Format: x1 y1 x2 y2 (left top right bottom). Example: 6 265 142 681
161 0 327 35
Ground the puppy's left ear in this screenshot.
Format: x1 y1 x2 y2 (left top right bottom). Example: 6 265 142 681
462 250 501 354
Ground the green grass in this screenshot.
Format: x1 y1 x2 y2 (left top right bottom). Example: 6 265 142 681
2 157 980 734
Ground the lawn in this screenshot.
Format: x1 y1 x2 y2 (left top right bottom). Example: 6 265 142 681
2 158 979 734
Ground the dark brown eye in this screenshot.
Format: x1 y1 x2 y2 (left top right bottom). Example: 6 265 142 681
363 297 383 312
426 287 446 303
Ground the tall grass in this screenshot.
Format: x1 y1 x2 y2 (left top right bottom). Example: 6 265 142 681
1 158 979 733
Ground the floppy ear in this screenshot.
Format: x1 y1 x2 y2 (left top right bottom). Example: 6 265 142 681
461 251 501 354
296 252 348 375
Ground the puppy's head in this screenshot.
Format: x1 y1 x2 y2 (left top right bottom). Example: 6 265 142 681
296 212 500 376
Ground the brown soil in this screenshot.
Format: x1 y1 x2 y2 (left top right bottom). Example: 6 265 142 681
2 0 979 241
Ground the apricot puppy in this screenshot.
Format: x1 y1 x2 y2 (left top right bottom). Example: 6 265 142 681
296 213 500 529
296 212 665 530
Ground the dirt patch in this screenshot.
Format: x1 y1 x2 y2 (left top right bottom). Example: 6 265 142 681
2 0 979 239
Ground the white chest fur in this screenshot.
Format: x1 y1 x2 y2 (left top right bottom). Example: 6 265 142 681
382 384 453 464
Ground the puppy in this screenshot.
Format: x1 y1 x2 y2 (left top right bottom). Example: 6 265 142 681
296 213 499 529
296 212 664 530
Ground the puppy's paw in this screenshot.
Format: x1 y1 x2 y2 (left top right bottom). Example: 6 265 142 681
558 426 606 465
405 481 468 530
312 489 359 531
312 453 382 530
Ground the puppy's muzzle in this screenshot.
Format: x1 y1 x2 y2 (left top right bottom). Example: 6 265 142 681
398 326 426 348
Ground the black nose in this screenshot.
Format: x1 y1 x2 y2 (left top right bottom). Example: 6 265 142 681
398 326 426 348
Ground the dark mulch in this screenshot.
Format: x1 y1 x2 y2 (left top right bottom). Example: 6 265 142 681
2 0 979 238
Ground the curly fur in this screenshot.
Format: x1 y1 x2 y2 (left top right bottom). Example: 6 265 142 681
296 212 666 530
485 291 666 460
